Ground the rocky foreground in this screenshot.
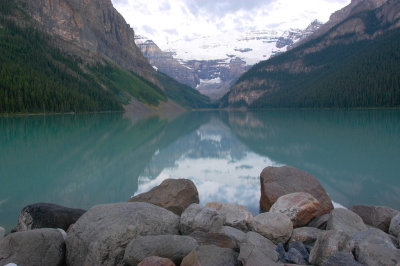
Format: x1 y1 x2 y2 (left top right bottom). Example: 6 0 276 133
1 166 400 266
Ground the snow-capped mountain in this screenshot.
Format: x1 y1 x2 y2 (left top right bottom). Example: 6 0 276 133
136 20 322 100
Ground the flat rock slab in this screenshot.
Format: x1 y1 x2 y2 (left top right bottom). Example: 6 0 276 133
250 212 293 244
206 202 253 231
16 202 85 231
129 179 199 215
123 235 197 265
270 192 321 227
181 245 240 266
180 203 225 235
0 228 65 266
138 256 175 266
326 208 367 236
66 202 180 266
351 205 399 233
259 166 333 215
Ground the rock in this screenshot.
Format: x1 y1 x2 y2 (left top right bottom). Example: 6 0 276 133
239 243 281 266
270 192 321 227
307 214 330 230
355 243 400 266
123 235 197 265
66 202 180 266
326 208 367 236
309 230 354 266
389 213 400 237
259 166 333 215
218 226 246 247
206 202 253 231
138 256 176 266
0 226 4 241
289 227 323 246
180 203 225 235
322 252 362 266
250 212 293 244
351 205 399 232
284 248 308 265
189 231 236 250
288 241 309 262
244 231 279 262
0 228 65 266
15 202 85 232
276 243 287 262
181 245 240 266
353 228 397 249
129 179 199 215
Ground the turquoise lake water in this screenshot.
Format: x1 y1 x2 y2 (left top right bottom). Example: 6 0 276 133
1 109 399 232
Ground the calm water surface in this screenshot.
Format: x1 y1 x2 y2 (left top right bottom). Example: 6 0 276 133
1 110 399 232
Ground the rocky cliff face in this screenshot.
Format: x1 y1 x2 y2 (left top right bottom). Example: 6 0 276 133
20 0 158 85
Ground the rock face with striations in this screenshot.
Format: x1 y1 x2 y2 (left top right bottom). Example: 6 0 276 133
20 0 158 85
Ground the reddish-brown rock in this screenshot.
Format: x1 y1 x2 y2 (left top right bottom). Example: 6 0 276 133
129 179 199 215
270 192 322 227
138 256 176 266
259 166 333 215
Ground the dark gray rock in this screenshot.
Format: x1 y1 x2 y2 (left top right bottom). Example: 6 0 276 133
353 228 397 249
16 202 85 231
0 228 65 266
307 214 330 230
355 243 400 266
66 202 180 266
129 179 199 215
351 205 399 233
250 212 293 244
389 213 400 237
285 247 308 265
322 252 362 266
276 243 287 263
309 230 354 266
123 235 197 265
289 227 322 246
218 226 246 247
288 241 309 262
189 231 237 250
326 208 367 236
239 243 281 266
180 204 225 235
181 245 240 266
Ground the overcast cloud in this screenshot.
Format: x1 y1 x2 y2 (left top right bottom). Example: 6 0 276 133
112 0 350 47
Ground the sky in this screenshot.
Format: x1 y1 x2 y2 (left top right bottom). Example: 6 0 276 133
112 0 351 47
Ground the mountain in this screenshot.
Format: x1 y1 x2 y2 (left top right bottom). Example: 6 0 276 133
222 0 400 108
135 22 322 101
0 0 209 113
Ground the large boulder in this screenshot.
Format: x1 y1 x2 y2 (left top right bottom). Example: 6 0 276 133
0 228 65 266
309 230 354 266
181 245 240 266
129 179 199 215
389 213 400 237
238 243 281 266
243 231 279 262
123 235 197 266
15 202 85 232
206 202 253 231
138 256 175 266
250 212 293 244
259 166 333 215
353 228 397 249
355 243 400 266
180 204 225 235
351 205 399 232
66 202 180 266
270 192 321 227
326 208 367 236
289 227 323 246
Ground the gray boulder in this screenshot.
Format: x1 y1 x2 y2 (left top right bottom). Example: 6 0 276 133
0 226 4 241
355 243 400 266
238 243 281 266
66 202 180 266
218 226 246 246
0 228 65 266
129 179 199 215
351 205 399 233
389 213 400 237
181 245 240 266
322 252 362 266
123 235 197 265
16 202 85 231
180 203 225 235
326 208 367 236
250 212 293 244
353 228 397 249
309 230 354 266
206 202 253 231
289 227 323 246
243 231 279 262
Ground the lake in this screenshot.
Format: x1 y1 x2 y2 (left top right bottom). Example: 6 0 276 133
1 109 399 232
